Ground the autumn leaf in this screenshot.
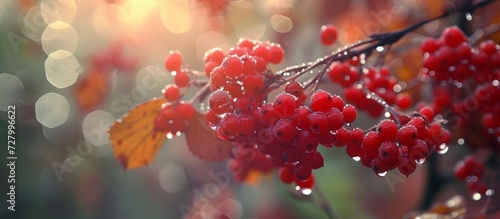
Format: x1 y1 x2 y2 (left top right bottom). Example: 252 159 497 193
75 67 110 113
185 111 233 161
109 98 166 169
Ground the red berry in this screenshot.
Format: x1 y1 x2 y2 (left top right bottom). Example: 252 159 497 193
165 51 182 72
308 112 329 134
441 26 467 48
296 130 319 152
362 131 382 159
320 24 338 45
326 108 344 131
301 151 324 169
208 90 233 114
294 164 312 181
378 141 399 163
268 44 285 64
285 81 304 97
279 165 295 184
342 104 357 123
397 125 418 146
274 93 297 118
310 90 333 112
204 48 225 64
177 102 195 120
295 174 315 188
273 119 297 143
418 106 435 120
242 74 264 95
174 71 190 87
293 106 312 129
398 157 417 177
219 113 242 137
163 84 180 102
223 56 243 78
396 93 412 109
377 119 398 142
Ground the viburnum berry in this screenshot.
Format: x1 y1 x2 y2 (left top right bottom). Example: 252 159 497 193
326 108 344 131
174 71 190 87
418 106 435 120
301 151 324 169
377 119 398 142
164 51 182 72
308 112 329 134
279 165 295 184
441 26 467 48
274 93 297 117
163 84 180 102
295 174 315 188
397 125 418 146
296 130 319 152
378 141 399 163
320 24 338 45
294 163 312 181
342 104 357 123
218 113 242 138
208 90 233 114
273 119 297 143
177 102 195 120
396 93 412 109
285 81 304 97
362 131 382 159
310 90 333 112
268 44 285 64
398 157 417 177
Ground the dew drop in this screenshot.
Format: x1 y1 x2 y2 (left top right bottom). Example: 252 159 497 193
472 192 481 201
384 112 391 118
415 158 426 165
175 131 182 136
166 133 174 139
465 13 472 21
437 144 449 154
457 138 464 145
377 171 388 177
352 156 361 161
376 46 384 52
492 80 499 86
300 188 312 196
486 189 494 196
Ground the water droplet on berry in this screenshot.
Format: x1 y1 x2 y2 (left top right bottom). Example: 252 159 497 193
393 84 402 92
384 112 391 118
175 131 182 137
366 94 371 99
199 103 205 111
486 189 494 196
352 156 361 161
492 80 499 86
377 171 388 177
465 13 472 21
415 158 426 165
300 188 312 196
472 192 481 201
437 143 449 154
376 46 384 52
166 133 174 139
457 138 464 145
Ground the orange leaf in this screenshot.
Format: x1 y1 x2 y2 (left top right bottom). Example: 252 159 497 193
74 68 109 112
109 98 167 169
185 111 233 161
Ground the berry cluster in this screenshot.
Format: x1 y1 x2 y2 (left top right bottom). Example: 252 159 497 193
422 26 500 83
421 26 500 147
346 107 450 176
332 63 411 117
454 156 489 196
153 51 196 135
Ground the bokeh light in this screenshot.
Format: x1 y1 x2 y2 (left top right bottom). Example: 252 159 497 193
0 73 25 111
271 14 293 33
82 110 113 147
40 0 77 24
41 21 78 54
158 162 187 194
45 50 81 88
35 92 70 128
23 6 47 42
161 0 193 34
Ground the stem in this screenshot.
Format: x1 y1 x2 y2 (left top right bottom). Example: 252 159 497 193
314 182 341 219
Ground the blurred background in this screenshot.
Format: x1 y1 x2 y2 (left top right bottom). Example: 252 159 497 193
1 0 499 218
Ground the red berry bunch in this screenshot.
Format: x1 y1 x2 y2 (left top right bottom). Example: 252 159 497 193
340 66 410 117
421 26 500 146
346 108 450 177
227 145 274 182
454 156 489 196
422 26 500 83
154 52 196 135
